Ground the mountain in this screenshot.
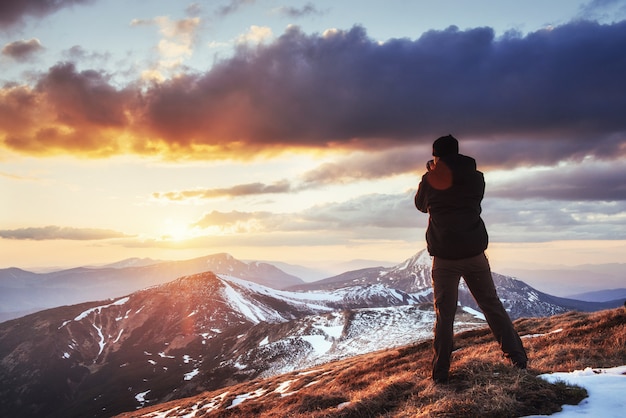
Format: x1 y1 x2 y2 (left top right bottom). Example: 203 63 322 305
1 268 486 418
0 253 304 322
257 261 333 282
1 250 623 417
96 257 164 269
501 264 626 297
566 288 626 302
289 250 623 320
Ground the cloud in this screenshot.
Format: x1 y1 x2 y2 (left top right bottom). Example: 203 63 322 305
151 147 425 202
186 190 625 245
0 62 133 156
0 0 94 30
152 180 292 200
186 3 203 17
2 38 44 61
484 199 626 242
62 45 110 64
488 160 626 201
274 3 326 18
1 20 625 164
216 0 255 17
0 225 131 240
300 148 424 185
131 16 201 79
235 25 274 45
152 149 626 204
578 0 626 20
192 192 421 233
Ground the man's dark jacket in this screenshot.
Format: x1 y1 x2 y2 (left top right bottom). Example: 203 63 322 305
415 154 488 260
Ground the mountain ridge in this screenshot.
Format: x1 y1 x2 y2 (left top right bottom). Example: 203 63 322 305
1 250 623 417
0 253 304 322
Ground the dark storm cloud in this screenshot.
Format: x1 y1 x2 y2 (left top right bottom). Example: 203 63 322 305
2 38 44 61
0 225 130 240
135 20 626 160
0 0 94 30
2 20 626 163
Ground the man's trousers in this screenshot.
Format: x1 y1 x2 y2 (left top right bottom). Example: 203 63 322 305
431 252 528 381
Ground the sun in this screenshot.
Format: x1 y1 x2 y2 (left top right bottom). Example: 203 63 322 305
160 219 196 242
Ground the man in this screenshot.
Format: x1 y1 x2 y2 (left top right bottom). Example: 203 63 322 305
415 134 527 384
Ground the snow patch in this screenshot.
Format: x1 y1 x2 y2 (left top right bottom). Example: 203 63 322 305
74 297 130 321
302 334 333 356
462 306 486 321
227 388 267 409
184 368 200 381
521 328 563 339
113 329 124 343
93 324 105 357
158 352 175 358
135 390 150 405
523 366 626 418
274 379 298 397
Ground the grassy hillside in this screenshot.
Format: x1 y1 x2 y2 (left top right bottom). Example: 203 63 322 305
116 308 625 418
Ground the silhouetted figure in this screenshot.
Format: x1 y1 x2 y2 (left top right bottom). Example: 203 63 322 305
415 134 528 384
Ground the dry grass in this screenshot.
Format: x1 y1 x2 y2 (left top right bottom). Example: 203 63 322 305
117 308 625 418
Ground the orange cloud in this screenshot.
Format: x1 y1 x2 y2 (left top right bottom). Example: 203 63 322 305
1 63 131 157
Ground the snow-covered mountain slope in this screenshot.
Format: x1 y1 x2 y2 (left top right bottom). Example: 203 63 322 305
1 269 481 418
290 249 622 319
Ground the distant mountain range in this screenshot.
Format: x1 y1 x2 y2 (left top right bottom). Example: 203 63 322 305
1 250 623 417
501 264 626 298
567 288 626 302
0 253 303 322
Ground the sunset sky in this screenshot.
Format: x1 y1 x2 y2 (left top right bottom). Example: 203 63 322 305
1 0 625 274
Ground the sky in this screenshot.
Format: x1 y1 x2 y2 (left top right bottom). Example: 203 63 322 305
1 0 626 276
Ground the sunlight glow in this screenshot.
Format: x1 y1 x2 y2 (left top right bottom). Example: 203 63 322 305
159 219 198 242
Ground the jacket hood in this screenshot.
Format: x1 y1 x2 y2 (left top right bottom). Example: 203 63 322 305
440 154 477 174
426 154 477 190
